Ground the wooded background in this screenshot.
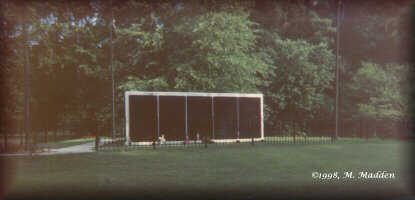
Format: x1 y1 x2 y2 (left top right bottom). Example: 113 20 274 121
0 0 413 142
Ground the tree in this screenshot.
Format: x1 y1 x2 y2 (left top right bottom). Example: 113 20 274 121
350 62 410 137
119 5 271 93
352 62 409 119
265 36 335 125
169 8 271 92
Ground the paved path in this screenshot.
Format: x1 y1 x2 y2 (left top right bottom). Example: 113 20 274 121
0 142 95 156
38 142 95 155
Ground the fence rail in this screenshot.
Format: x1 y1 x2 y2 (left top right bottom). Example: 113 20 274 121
96 119 412 151
2 119 411 153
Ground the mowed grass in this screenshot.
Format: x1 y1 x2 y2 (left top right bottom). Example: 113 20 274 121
3 140 413 199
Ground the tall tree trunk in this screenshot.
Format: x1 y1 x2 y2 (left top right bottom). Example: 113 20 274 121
21 7 32 152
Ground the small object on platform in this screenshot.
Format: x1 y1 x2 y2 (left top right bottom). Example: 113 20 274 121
158 134 166 145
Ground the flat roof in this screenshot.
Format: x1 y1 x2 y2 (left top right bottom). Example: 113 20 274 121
125 91 263 98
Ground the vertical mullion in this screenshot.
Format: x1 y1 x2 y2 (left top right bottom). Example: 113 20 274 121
125 93 129 145
211 96 215 140
157 95 160 138
185 96 188 141
237 97 240 139
260 95 264 140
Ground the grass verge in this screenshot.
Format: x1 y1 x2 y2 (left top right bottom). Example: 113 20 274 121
3 140 413 199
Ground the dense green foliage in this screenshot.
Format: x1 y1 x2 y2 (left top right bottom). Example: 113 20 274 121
265 37 334 123
351 62 410 120
0 0 412 138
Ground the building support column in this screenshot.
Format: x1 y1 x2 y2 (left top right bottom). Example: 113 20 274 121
125 93 130 145
185 96 188 141
211 96 215 140
260 95 264 140
236 97 240 140
157 95 160 138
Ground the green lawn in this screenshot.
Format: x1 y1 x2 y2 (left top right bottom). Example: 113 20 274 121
3 140 413 199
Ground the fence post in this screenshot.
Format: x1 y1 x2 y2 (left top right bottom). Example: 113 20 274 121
303 122 307 144
44 129 47 145
306 121 309 144
29 138 33 156
293 121 296 144
95 135 100 151
54 128 57 142
152 140 156 150
251 137 254 146
330 119 338 143
5 134 8 153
